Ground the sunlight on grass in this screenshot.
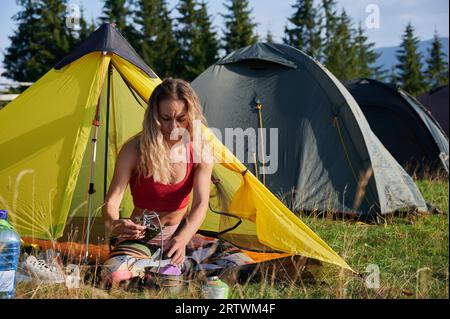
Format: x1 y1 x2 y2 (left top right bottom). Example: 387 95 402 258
14 179 449 299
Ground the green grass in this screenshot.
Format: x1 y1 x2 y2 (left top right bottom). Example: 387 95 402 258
416 179 449 213
15 179 449 299
235 179 449 299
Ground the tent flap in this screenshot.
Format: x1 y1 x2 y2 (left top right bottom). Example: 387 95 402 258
0 52 110 239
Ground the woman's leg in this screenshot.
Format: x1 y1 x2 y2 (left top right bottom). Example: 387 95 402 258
102 254 136 286
102 240 154 286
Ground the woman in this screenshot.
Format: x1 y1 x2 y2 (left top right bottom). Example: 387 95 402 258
102 78 213 283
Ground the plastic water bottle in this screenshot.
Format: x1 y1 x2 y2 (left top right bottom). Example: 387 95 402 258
0 210 21 299
203 276 229 299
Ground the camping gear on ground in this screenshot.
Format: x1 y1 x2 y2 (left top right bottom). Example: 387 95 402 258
0 210 21 298
191 43 428 219
102 255 136 286
21 254 65 284
15 268 33 284
0 24 351 273
182 235 321 285
140 210 165 244
101 238 187 290
417 85 449 137
102 253 183 292
64 264 81 289
102 240 168 287
345 79 449 176
16 248 81 288
202 276 229 299
20 238 112 265
108 240 155 259
144 264 185 294
103 234 319 293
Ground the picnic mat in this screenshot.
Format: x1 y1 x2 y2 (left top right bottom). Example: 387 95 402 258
22 234 323 283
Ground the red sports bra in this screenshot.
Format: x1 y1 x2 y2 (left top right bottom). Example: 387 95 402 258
129 142 195 212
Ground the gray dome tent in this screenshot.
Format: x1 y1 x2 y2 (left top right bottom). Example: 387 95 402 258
345 79 449 176
192 43 427 218
417 85 449 137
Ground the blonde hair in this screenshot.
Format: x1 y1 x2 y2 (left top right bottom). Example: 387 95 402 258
137 78 206 184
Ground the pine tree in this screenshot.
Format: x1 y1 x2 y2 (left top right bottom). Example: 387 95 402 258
426 30 449 88
195 1 219 70
133 0 178 77
2 0 72 83
323 9 356 81
321 0 338 63
174 0 201 80
78 8 96 42
3 0 41 81
100 0 134 40
284 0 322 59
266 28 274 43
68 6 96 49
388 66 398 86
38 0 72 55
100 0 127 29
395 23 428 95
173 0 219 80
353 22 382 78
322 0 337 38
221 0 258 54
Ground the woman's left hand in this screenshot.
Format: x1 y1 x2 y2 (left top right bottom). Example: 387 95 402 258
166 236 187 266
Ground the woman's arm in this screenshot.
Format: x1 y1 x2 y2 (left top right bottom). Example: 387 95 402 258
102 139 146 238
167 158 214 265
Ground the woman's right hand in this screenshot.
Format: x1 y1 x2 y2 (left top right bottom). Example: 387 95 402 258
109 219 147 240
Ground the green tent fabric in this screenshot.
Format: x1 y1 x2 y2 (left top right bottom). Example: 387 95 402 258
0 25 156 242
191 43 428 218
0 25 352 270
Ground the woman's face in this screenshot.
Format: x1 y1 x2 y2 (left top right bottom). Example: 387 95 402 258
158 98 189 144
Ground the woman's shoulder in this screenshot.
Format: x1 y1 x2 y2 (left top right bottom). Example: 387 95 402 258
118 136 140 166
122 134 141 150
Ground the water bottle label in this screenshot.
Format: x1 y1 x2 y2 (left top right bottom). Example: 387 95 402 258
203 286 228 299
0 270 15 292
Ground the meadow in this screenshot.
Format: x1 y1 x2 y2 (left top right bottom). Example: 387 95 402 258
15 179 448 299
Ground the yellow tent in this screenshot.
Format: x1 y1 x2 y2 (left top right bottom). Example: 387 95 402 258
0 24 351 271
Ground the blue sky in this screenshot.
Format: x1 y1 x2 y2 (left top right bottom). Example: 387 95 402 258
0 0 448 81
1 0 448 49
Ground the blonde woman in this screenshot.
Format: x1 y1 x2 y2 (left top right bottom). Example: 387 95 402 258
102 78 213 284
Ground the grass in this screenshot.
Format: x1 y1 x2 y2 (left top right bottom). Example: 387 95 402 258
14 179 449 299
237 179 449 299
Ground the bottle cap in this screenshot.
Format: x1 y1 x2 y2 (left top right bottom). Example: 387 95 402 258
0 210 7 220
207 276 219 281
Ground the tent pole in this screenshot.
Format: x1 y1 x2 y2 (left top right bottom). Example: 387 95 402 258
256 98 266 186
104 65 112 201
84 95 101 262
84 60 111 262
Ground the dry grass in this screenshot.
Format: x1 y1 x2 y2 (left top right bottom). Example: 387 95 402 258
13 176 449 299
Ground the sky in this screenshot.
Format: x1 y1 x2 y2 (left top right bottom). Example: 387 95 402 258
0 0 449 82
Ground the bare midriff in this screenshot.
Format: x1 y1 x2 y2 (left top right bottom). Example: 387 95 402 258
130 206 188 226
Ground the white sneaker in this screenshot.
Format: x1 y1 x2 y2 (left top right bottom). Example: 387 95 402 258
102 255 137 274
23 255 65 284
